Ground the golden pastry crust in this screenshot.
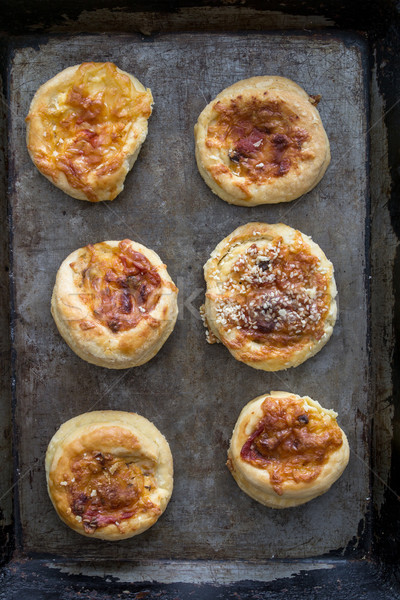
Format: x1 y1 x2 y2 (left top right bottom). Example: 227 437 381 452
45 410 173 540
26 62 153 202
202 222 337 371
194 76 330 206
227 391 349 508
51 239 178 369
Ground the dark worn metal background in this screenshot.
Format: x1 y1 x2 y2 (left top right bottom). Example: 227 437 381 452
8 33 369 560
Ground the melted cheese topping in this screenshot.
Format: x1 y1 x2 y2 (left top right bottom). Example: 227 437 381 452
27 62 153 201
205 94 312 184
240 396 343 495
59 450 158 533
212 233 330 347
69 240 162 333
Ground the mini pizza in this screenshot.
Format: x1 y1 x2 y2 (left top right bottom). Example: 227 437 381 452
227 391 349 508
202 223 337 371
51 239 178 369
194 76 330 206
26 62 153 202
45 411 173 540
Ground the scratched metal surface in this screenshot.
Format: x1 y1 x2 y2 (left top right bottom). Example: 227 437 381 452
8 33 368 560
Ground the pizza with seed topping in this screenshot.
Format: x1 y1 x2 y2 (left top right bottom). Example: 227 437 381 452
202 222 337 371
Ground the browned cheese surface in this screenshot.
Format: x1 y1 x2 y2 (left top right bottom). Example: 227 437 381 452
240 396 343 495
67 450 158 533
26 62 152 201
206 95 313 189
69 240 162 333
215 234 330 352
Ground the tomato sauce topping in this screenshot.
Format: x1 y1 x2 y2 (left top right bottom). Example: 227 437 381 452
67 450 157 533
206 94 310 183
240 395 343 495
70 240 162 333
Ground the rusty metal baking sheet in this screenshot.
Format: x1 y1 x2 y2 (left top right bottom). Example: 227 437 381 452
8 33 368 560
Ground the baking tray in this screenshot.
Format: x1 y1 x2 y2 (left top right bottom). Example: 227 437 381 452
0 2 399 598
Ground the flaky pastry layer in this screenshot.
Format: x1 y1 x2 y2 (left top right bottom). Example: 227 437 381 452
51 239 178 369
227 391 349 508
45 410 173 540
194 76 330 206
26 62 153 202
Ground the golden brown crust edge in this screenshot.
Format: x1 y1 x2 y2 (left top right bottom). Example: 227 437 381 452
194 76 330 206
45 410 173 540
202 222 337 371
227 391 349 508
26 63 153 202
51 240 178 369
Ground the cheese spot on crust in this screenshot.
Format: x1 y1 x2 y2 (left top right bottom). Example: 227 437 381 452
26 62 152 201
239 395 343 495
206 94 311 186
69 240 162 334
